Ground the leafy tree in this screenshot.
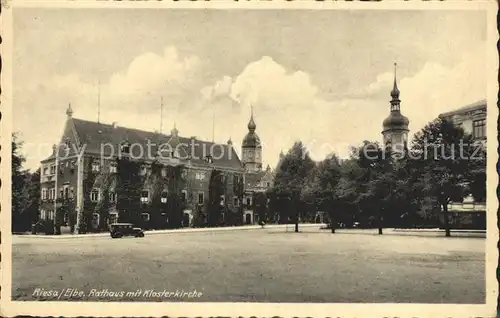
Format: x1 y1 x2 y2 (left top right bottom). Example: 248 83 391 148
208 169 224 226
80 157 99 233
12 133 27 232
408 118 482 237
23 169 41 230
313 154 342 232
165 165 186 228
232 173 245 225
11 134 42 233
95 171 115 231
116 158 142 226
253 192 268 223
335 158 365 225
272 141 315 232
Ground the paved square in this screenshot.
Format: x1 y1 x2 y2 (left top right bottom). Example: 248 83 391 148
12 227 485 303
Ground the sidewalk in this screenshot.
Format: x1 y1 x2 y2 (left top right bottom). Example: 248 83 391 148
14 223 323 239
391 228 486 233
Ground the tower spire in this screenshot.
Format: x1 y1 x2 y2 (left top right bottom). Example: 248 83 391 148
391 62 400 100
248 105 256 131
171 121 178 137
66 102 73 117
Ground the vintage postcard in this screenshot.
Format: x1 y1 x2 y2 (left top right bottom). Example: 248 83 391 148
0 0 498 317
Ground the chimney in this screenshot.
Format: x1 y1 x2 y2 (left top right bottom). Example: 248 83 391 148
112 122 118 128
52 144 57 155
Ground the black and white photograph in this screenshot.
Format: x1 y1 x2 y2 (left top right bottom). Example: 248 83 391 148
1 1 497 317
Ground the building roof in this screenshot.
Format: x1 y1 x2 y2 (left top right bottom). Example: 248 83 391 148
382 112 409 132
245 170 267 189
42 118 244 171
439 99 487 118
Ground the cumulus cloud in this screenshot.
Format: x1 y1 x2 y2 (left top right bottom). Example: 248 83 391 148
16 43 486 171
108 46 201 100
198 46 486 168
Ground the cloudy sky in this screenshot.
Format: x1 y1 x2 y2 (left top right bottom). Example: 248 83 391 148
13 8 487 171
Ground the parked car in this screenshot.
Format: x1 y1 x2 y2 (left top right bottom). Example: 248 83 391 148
109 223 145 238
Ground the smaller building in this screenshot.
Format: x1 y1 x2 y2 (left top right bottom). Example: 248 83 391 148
438 99 487 227
438 99 486 143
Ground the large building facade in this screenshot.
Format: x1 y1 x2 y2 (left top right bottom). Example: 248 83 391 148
39 105 246 233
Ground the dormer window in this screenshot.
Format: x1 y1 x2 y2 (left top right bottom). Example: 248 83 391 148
64 137 71 149
120 142 131 154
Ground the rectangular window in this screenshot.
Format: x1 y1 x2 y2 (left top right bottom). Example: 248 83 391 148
109 164 117 173
43 167 49 175
220 195 225 206
59 188 64 199
69 187 75 199
140 190 149 203
48 210 54 220
473 119 486 139
91 162 100 172
266 182 271 187
50 165 56 175
198 192 204 205
109 192 117 203
246 197 251 206
42 189 47 200
141 213 150 222
64 186 69 199
233 196 239 207
161 168 167 177
181 190 187 203
40 209 46 220
161 191 168 204
90 189 99 202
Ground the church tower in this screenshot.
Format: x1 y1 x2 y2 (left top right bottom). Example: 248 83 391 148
241 106 262 172
382 63 409 152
